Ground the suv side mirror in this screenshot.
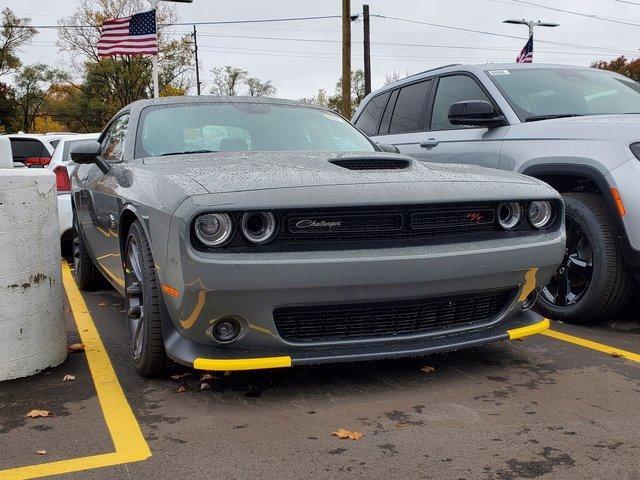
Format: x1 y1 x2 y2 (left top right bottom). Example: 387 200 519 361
448 100 507 128
70 140 110 174
375 142 401 154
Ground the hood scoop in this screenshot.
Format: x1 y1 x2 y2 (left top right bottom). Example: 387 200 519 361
329 156 411 171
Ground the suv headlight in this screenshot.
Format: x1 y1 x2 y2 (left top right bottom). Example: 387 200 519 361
194 213 234 247
528 201 554 229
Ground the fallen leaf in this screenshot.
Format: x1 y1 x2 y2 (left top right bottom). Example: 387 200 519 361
62 375 76 382
420 366 435 374
36 450 47 455
26 410 50 418
396 422 409 428
170 372 192 381
610 352 622 358
332 429 364 440
175 385 186 393
67 343 85 353
200 383 211 390
200 373 214 382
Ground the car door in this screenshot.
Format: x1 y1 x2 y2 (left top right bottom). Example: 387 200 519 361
415 73 507 169
78 113 130 289
369 79 434 157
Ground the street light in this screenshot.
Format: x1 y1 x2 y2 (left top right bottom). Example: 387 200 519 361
503 19 559 37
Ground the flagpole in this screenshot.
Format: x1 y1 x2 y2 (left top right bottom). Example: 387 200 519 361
149 0 160 98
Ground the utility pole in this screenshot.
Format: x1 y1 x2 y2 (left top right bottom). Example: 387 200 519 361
363 4 371 96
192 25 201 95
341 0 351 118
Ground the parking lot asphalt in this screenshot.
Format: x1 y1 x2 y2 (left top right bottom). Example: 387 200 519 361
1 265 640 480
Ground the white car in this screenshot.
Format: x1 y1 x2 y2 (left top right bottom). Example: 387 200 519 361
48 134 100 242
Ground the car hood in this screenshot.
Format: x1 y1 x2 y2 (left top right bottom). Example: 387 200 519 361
142 151 538 195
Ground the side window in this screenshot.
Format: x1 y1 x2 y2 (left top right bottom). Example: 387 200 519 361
389 80 432 134
431 75 491 131
354 91 390 136
9 139 49 163
101 114 130 162
378 89 398 135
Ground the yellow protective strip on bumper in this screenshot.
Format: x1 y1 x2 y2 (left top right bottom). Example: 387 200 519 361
507 318 550 340
193 356 292 371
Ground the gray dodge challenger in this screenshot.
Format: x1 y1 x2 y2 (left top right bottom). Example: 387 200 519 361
69 96 564 377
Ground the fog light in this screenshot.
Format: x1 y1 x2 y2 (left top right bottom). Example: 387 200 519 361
211 317 241 343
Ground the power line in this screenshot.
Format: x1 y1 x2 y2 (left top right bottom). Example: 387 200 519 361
507 0 640 27
6 14 341 29
373 14 639 55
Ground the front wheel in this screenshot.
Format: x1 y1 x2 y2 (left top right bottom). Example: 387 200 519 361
535 192 635 324
124 220 167 377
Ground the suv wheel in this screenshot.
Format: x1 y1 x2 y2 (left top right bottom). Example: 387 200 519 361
72 212 103 291
124 220 167 377
536 192 635 324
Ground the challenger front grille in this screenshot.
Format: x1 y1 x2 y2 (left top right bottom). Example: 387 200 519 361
273 289 514 343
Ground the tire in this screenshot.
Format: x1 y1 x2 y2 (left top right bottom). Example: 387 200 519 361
535 192 635 324
124 220 167 377
72 210 102 291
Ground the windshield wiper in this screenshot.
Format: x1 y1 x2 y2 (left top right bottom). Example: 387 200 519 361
159 149 219 156
524 114 585 122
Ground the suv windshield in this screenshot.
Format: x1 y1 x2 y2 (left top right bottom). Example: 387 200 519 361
487 67 640 121
136 102 376 158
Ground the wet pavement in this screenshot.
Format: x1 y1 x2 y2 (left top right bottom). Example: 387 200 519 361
1 280 639 480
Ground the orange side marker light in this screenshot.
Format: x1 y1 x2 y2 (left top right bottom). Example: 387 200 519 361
611 188 626 217
161 284 181 298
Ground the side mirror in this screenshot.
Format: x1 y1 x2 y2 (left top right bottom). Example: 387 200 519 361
70 140 110 174
448 100 507 128
24 156 51 167
376 142 401 154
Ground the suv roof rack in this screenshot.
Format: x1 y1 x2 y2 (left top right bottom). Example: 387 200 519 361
404 63 462 81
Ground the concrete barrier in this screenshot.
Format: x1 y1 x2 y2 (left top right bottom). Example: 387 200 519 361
0 166 66 381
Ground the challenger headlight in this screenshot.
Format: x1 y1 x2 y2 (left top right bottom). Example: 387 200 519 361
497 202 524 230
630 142 640 159
194 213 234 247
528 201 554 229
241 212 277 244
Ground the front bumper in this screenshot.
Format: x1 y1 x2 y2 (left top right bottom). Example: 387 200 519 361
157 222 564 370
164 311 549 371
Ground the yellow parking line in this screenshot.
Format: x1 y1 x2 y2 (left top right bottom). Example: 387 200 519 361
0 262 151 480
543 329 640 363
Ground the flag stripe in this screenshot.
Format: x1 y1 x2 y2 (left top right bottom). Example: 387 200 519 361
97 10 157 57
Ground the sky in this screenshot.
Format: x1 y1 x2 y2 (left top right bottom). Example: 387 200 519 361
4 0 640 99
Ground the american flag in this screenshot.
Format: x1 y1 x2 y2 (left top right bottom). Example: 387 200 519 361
97 10 158 57
516 35 533 63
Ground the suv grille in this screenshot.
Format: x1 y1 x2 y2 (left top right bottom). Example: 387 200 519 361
273 289 514 343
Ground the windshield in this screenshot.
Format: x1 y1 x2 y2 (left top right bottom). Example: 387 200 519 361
487 67 640 121
136 102 376 158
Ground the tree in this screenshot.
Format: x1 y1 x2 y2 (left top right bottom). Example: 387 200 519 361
384 70 413 85
13 64 68 131
299 89 329 107
0 82 16 132
0 8 37 77
246 77 276 97
592 56 640 83
327 69 365 117
210 66 248 96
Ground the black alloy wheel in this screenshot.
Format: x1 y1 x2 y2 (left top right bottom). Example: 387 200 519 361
124 220 167 377
541 213 593 307
535 192 635 324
